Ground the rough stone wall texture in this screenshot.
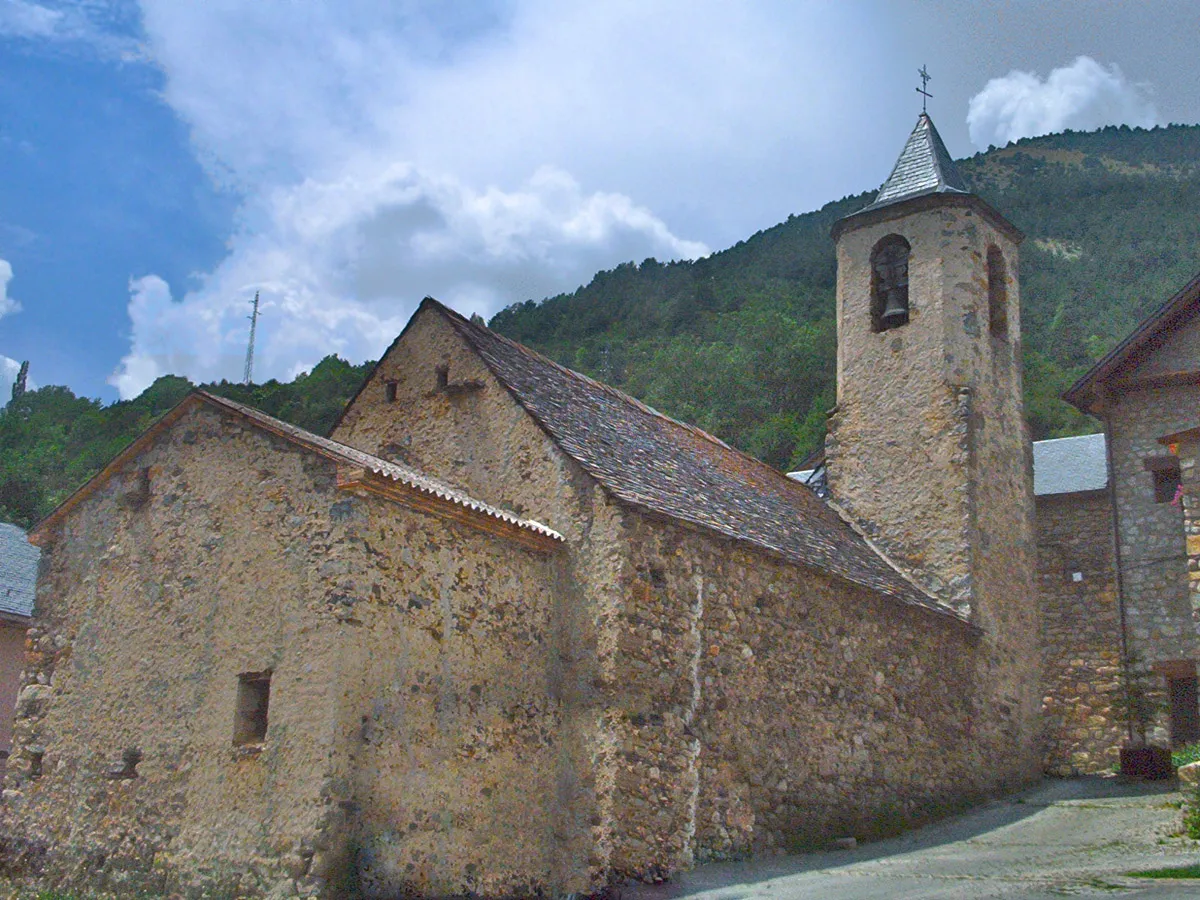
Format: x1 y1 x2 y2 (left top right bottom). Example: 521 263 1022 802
325 486 574 900
618 515 1013 861
332 308 631 888
1105 381 1199 743
1035 492 1125 774
827 199 1041 783
0 625 25 758
1179 437 1200 626
0 403 578 900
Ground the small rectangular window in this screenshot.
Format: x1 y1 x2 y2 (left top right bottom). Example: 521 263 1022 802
1152 463 1181 504
233 671 271 746
384 381 398 403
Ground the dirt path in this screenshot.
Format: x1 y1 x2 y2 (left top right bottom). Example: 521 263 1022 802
622 778 1200 899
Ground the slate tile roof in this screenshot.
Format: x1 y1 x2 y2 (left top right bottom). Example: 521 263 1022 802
1032 434 1108 496
794 436 1109 499
432 300 966 624
858 113 969 213
0 523 38 619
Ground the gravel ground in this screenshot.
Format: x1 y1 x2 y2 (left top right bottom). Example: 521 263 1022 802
622 778 1200 899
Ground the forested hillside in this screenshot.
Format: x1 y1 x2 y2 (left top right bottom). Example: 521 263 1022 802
4 123 1200 530
0 357 371 529
491 123 1200 468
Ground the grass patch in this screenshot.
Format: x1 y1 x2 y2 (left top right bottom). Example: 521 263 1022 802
1128 862 1200 878
1172 742 1200 768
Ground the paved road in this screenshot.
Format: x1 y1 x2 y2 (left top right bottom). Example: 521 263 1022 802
623 778 1200 899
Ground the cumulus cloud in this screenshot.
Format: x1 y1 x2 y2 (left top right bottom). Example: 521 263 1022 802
110 164 707 396
0 258 19 320
106 1 880 398
967 56 1158 149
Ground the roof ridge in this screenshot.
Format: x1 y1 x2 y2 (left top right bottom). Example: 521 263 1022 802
1064 268 1200 412
423 301 967 623
430 298 739 453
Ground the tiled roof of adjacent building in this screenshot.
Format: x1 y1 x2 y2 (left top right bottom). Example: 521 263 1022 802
791 435 1109 499
1032 433 1108 496
430 299 966 625
31 391 563 549
1064 269 1200 414
0 522 38 619
858 113 969 213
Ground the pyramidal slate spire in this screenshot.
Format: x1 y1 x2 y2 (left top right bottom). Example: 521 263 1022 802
861 113 968 212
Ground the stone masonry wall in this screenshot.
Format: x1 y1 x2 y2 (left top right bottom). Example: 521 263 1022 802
0 402 576 900
1173 434 1200 646
0 624 25 760
324 489 576 900
331 306 635 890
1036 491 1125 774
610 513 1022 865
1106 382 1199 744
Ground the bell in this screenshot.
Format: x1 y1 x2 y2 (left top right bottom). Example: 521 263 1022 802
880 289 908 326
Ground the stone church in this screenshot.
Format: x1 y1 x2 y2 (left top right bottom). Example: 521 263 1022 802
0 114 1063 899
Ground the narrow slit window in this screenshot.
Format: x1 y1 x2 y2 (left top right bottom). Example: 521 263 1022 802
870 235 910 333
987 246 1008 338
233 671 271 746
384 381 398 403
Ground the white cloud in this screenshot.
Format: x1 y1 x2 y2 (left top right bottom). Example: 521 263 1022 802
0 0 143 59
0 258 19 320
110 164 707 397
107 1 887 398
967 56 1158 149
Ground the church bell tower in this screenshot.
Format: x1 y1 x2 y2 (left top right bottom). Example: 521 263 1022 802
825 112 1035 670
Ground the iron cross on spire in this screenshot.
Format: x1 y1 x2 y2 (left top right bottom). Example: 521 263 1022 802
916 65 932 113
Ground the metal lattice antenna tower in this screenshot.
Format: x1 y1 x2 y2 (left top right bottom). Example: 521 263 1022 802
242 291 260 385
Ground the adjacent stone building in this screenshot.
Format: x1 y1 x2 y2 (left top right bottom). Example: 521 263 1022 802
0 523 37 770
1061 274 1200 753
1031 435 1123 775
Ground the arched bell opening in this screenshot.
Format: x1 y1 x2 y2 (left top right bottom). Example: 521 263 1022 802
870 235 911 333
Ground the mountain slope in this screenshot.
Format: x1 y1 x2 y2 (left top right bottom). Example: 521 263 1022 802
490 123 1200 469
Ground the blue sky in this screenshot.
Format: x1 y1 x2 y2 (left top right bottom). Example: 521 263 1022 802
1 1 1198 402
